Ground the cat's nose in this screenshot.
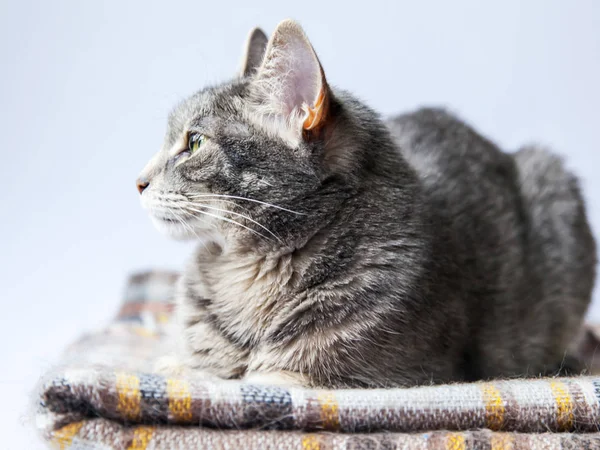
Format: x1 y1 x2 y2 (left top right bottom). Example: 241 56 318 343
136 177 149 194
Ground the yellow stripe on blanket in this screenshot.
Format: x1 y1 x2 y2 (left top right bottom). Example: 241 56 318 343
127 426 154 450
445 432 466 450
51 421 84 450
550 380 574 431
317 391 340 430
480 383 505 430
301 434 321 450
116 372 141 421
166 378 193 422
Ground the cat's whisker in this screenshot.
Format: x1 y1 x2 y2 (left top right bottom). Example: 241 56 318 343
168 195 251 213
180 201 283 244
161 198 276 242
206 199 251 212
167 209 203 240
187 193 306 215
176 208 216 233
166 209 213 254
165 208 193 234
184 207 275 243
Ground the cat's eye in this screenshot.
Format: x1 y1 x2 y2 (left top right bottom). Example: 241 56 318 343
188 133 206 153
171 133 207 167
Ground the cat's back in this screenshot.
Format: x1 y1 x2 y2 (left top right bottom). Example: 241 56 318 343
386 107 524 269
386 107 516 195
386 107 595 378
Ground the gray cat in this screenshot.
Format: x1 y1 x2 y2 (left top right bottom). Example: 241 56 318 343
137 20 596 388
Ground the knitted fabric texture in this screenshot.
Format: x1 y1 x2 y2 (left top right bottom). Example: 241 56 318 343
34 271 600 449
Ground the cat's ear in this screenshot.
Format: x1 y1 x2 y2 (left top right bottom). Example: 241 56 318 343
239 27 269 78
250 19 330 139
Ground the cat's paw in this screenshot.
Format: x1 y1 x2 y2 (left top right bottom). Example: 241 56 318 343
243 370 306 387
153 355 222 381
153 354 191 376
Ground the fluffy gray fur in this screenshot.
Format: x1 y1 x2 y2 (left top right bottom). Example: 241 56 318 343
137 20 596 388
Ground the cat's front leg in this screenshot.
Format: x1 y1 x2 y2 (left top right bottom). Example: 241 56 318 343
154 313 248 379
168 270 249 379
180 319 249 379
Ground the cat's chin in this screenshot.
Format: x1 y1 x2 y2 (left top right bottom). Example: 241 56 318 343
150 216 218 243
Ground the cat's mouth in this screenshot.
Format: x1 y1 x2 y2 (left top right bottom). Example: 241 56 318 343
141 194 222 242
150 212 205 241
147 207 220 243
152 214 182 224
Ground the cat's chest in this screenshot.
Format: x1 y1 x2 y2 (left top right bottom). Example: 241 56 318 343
193 252 295 343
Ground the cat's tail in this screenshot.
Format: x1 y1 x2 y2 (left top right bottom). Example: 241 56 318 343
513 145 596 356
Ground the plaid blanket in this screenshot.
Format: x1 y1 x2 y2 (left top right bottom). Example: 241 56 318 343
35 271 600 449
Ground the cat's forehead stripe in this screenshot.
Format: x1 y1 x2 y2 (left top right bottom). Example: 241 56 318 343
164 83 251 151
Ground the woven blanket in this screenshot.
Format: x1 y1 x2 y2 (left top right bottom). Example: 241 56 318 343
35 271 600 449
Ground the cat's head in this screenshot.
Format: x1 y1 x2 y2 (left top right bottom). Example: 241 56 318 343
137 20 377 251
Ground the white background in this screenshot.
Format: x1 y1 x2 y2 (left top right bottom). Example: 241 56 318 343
1 0 598 448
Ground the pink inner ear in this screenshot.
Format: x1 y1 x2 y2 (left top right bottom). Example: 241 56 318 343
287 40 321 111
264 33 322 117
